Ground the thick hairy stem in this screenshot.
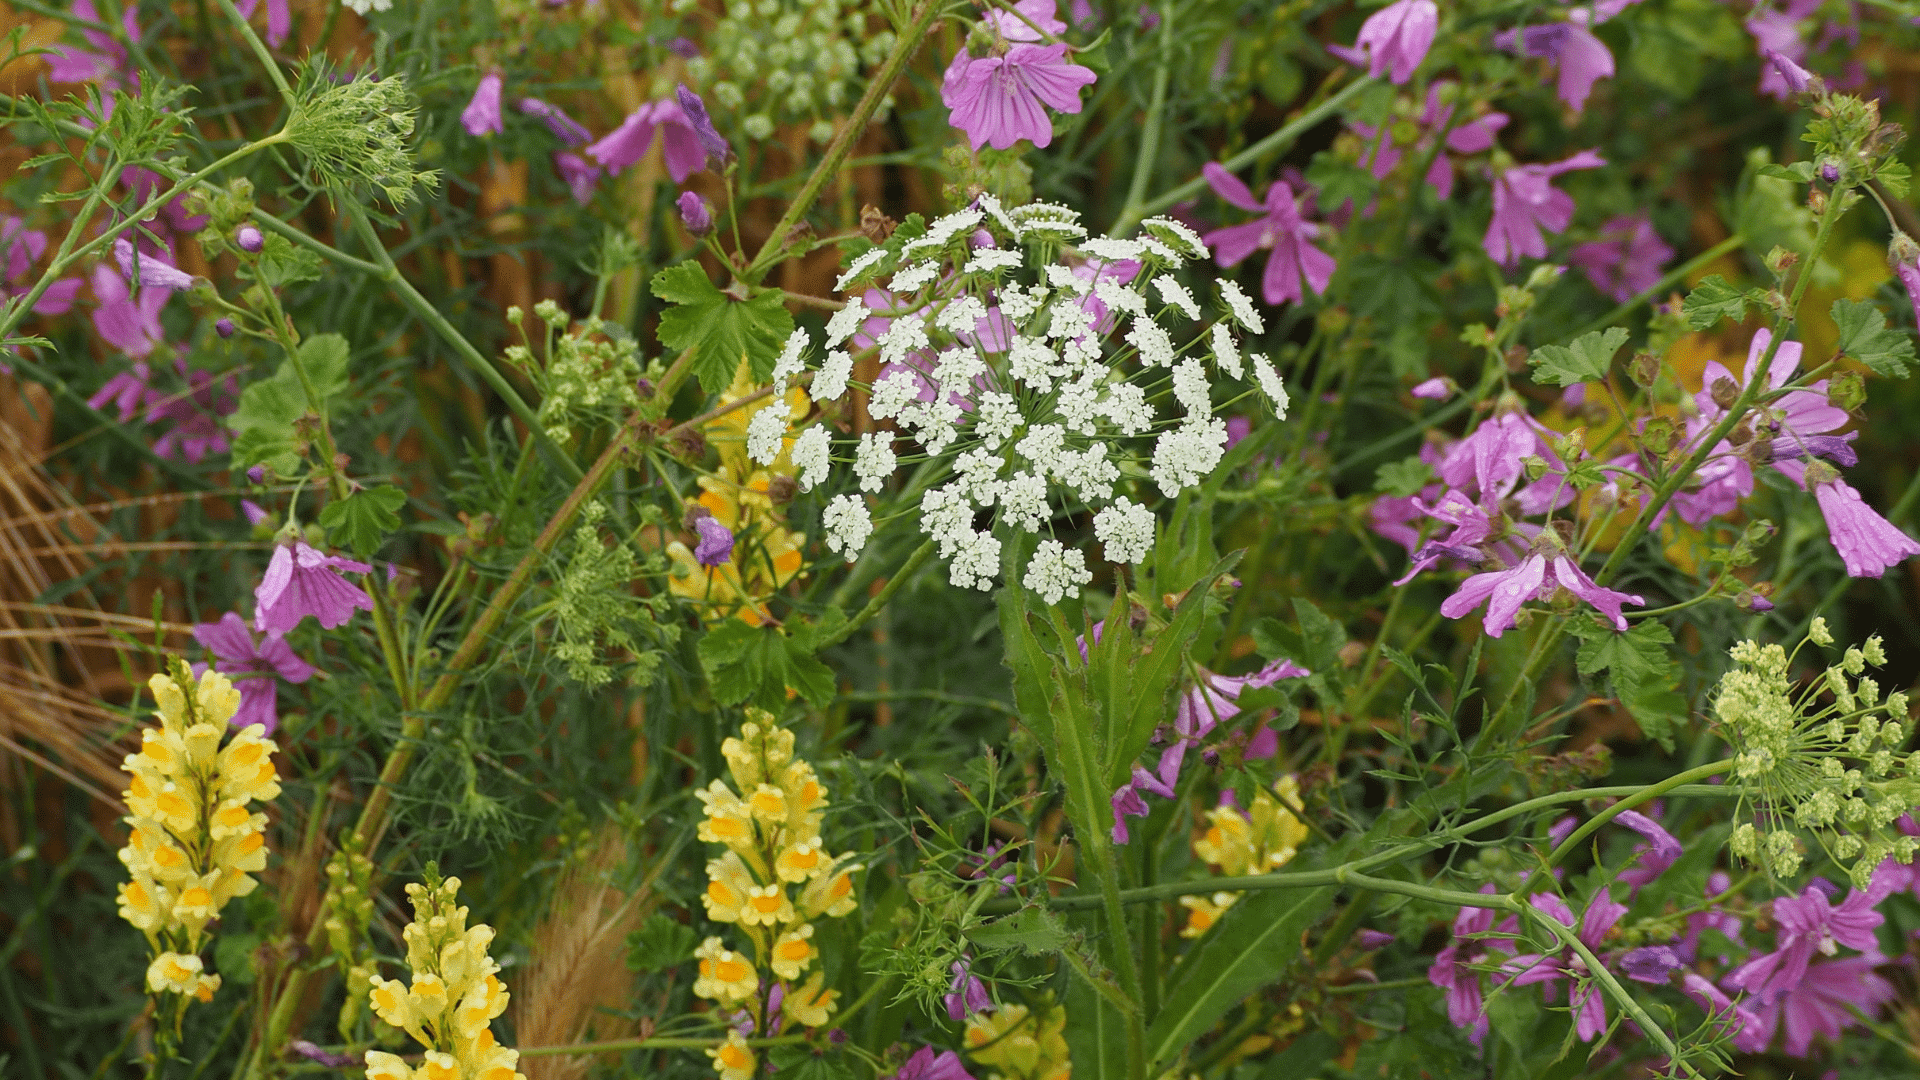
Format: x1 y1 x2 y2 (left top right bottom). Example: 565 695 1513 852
742 0 940 282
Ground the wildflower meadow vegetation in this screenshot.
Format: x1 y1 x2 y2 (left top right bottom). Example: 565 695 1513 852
5 0 1920 1076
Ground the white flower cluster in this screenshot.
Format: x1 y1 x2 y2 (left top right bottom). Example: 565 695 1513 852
778 197 1288 601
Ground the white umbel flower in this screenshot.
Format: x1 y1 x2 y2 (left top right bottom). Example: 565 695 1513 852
934 296 989 336
1022 540 1092 604
949 530 1002 591
853 432 896 492
746 402 787 466
1219 280 1264 333
822 495 872 561
1094 277 1146 318
1101 382 1153 436
877 312 930 367
975 392 1021 448
1208 323 1243 379
890 259 942 294
1153 275 1201 320
771 328 808 394
1171 358 1211 420
1251 353 1290 419
791 426 831 491
825 298 868 348
1126 320 1175 368
868 367 923 422
1000 472 1050 532
1149 418 1229 496
835 249 889 292
1094 498 1155 564
813 350 854 403
964 248 1023 275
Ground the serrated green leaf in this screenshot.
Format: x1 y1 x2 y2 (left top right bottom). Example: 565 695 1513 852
965 905 1072 955
1529 327 1629 387
250 233 324 289
625 913 697 972
1756 161 1816 183
696 620 835 708
1831 298 1915 378
651 262 795 394
1375 455 1436 497
1145 884 1335 1067
297 333 352 400
1682 275 1750 330
1878 160 1911 199
319 485 406 557
1575 620 1685 750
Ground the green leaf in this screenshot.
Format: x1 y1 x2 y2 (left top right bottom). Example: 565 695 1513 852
965 905 1072 955
1145 884 1335 1067
1252 599 1346 674
696 620 836 709
1375 455 1436 497
625 913 697 972
1529 328 1629 387
1574 620 1687 751
651 262 796 394
1682 275 1750 330
1756 161 1817 183
319 486 407 557
1064 964 1129 1080
1878 160 1911 199
1305 152 1376 215
298 333 352 401
248 232 324 288
1831 298 1915 378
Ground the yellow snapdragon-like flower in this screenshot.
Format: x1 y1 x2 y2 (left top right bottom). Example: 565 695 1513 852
707 1030 757 1080
116 662 281 1015
964 995 1072 1080
690 712 864 1078
362 875 525 1080
1181 779 1310 938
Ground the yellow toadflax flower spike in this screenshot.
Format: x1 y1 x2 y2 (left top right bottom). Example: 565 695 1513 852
362 873 526 1080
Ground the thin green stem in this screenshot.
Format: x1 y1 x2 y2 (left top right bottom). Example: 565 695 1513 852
1113 1 1175 232
743 0 940 282
813 539 936 650
1513 759 1732 900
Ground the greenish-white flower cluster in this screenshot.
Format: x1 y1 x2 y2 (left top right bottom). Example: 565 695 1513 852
680 0 896 142
506 302 643 447
1717 619 1920 886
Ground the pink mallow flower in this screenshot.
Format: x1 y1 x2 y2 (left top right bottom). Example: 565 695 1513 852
553 152 601 205
461 72 505 137
0 217 81 315
1351 83 1510 201
192 611 315 735
586 99 707 183
1723 873 1894 1001
89 263 169 358
944 957 993 1020
1567 214 1672 302
888 1046 976 1080
1501 892 1630 1042
1482 150 1605 267
1494 10 1615 112
1330 0 1439 85
1738 957 1899 1057
1201 163 1335 307
1747 0 1820 101
1440 544 1643 638
941 41 1096 151
1426 886 1505 1045
146 361 237 464
46 0 140 89
254 540 375 636
517 98 592 146
1810 472 1920 579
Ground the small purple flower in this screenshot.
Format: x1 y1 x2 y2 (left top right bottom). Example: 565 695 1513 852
889 1046 976 1080
1109 783 1150 844
1427 886 1503 1046
1410 376 1456 400
1354 928 1395 950
1333 0 1438 84
147 361 238 463
1736 957 1898 1056
254 540 375 636
216 317 236 338
1201 163 1336 307
982 0 1066 40
675 84 733 166
288 1041 357 1069
1495 14 1614 112
586 100 707 183
1567 214 1672 302
1765 48 1815 94
943 957 993 1020
1483 150 1606 267
1620 944 1685 983
1440 550 1644 638
192 612 315 735
1501 892 1629 1042
553 152 602 205
462 72 505 137
941 43 1096 151
242 500 270 527
1681 973 1764 1051
1811 477 1920 579
1892 235 1920 336
1548 814 1579 847
113 238 197 291
693 516 735 567
678 190 715 238
517 97 592 146
0 217 81 315
1612 807 1682 893
1723 874 1894 1000
234 225 265 253
47 0 140 89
